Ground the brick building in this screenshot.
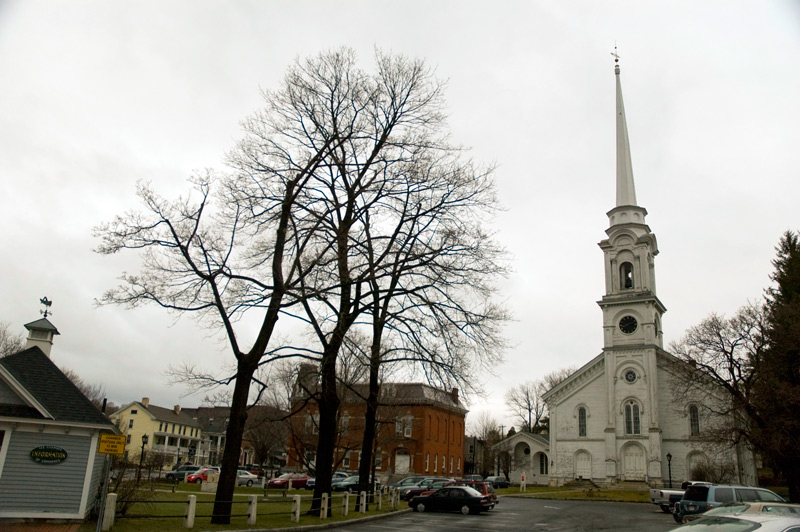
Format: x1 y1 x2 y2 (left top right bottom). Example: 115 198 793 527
287 368 467 479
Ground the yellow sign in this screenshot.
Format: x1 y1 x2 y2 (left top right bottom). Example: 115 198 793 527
98 433 127 455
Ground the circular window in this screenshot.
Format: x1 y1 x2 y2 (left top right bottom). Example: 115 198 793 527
524 448 531 455
624 370 637 383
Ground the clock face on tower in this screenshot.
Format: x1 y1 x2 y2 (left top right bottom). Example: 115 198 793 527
619 315 638 334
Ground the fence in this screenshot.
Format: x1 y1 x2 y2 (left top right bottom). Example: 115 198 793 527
101 486 402 530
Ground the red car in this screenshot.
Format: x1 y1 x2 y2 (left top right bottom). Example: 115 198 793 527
267 473 312 490
186 467 220 484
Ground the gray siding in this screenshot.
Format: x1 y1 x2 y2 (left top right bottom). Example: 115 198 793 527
0 431 91 515
87 444 107 514
0 378 25 405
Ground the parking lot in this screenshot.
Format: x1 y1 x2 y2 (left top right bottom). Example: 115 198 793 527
334 496 678 532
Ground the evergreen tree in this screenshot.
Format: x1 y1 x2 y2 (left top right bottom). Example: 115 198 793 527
753 230 800 502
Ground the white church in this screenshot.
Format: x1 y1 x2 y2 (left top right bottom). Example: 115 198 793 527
496 60 757 488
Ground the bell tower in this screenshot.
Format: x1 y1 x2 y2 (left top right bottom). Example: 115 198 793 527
597 55 667 484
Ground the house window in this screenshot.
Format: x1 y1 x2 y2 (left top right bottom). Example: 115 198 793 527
434 454 438 473
578 407 587 437
457 457 461 472
441 455 446 473
620 262 634 289
425 453 430 472
428 415 432 439
341 412 349 435
159 422 163 431
313 414 319 434
450 455 453 472
689 405 700 436
540 453 549 475
126 434 131 444
405 414 413 438
374 450 382 469
625 401 641 435
343 453 350 468
128 419 134 429
131 409 137 415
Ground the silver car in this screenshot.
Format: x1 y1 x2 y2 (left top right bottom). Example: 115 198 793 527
236 470 259 487
666 513 800 531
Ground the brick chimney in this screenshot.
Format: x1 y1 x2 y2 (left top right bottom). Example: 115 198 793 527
173 405 181 415
451 388 459 404
141 397 150 408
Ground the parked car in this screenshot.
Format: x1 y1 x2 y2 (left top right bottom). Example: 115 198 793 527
665 514 800 532
484 475 510 489
461 474 483 482
186 468 220 484
332 475 381 492
389 476 427 489
164 464 198 481
701 502 800 518
305 471 349 490
267 472 312 490
402 478 453 500
236 470 259 487
650 480 711 513
675 484 786 523
409 486 494 515
451 480 497 508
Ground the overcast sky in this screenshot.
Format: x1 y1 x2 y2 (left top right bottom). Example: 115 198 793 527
1 1 798 432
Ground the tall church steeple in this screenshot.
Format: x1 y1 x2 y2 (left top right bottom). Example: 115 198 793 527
598 56 666 349
615 60 637 207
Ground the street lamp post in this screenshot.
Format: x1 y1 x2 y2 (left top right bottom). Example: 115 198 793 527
666 452 673 489
137 434 149 483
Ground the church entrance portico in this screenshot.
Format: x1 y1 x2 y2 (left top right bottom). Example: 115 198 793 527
621 442 646 481
575 450 592 480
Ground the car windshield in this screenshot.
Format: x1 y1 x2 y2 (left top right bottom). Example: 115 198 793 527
460 486 482 497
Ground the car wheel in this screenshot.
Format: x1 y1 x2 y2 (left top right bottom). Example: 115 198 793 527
660 504 671 513
460 504 471 515
416 503 425 512
246 480 253 487
673 513 682 524
196 479 202 485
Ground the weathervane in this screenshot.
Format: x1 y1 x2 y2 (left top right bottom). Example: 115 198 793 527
40 297 53 318
611 43 620 63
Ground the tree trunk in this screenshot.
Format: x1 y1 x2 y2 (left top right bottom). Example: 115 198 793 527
310 346 341 512
211 363 256 524
357 366 380 496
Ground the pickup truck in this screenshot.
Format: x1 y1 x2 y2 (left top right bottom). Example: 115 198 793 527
650 487 686 513
649 481 711 513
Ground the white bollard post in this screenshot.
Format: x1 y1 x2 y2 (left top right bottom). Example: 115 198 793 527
101 493 116 531
321 492 329 519
342 491 350 516
184 494 196 529
359 491 367 513
247 495 258 525
291 494 301 523
376 486 382 510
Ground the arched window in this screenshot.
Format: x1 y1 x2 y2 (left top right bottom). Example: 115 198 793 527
434 453 438 472
578 407 587 437
540 453 549 475
689 405 700 436
620 262 634 289
425 453 430 472
624 401 641 435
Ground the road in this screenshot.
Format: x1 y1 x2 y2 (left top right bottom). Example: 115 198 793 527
335 496 679 532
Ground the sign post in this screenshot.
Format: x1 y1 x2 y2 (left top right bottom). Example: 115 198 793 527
96 434 126 532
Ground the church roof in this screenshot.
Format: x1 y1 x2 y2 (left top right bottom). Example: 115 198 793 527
0 346 114 427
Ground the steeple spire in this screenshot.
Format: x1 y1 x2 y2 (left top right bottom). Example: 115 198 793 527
614 54 637 207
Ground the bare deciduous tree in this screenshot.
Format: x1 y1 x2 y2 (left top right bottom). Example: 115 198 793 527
0 321 24 357
505 380 546 433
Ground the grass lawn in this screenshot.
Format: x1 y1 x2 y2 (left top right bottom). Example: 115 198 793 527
78 484 404 532
498 485 650 503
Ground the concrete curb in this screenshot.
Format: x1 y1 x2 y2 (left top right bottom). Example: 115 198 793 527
199 508 414 532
